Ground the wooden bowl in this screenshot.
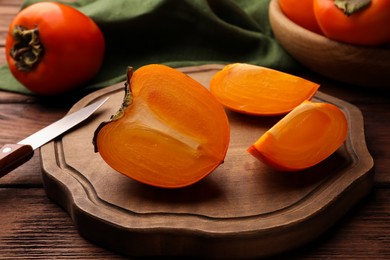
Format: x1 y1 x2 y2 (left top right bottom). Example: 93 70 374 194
269 0 390 88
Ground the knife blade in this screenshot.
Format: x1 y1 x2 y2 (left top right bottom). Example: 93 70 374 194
0 97 109 178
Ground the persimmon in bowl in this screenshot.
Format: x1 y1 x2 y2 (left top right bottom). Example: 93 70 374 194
269 0 390 88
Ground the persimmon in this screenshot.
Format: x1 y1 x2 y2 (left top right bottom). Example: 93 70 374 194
94 65 230 188
247 100 348 171
313 0 390 46
5 2 105 95
210 63 320 116
279 0 323 34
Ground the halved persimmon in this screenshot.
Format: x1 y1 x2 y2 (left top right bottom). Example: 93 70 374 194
247 100 348 171
210 63 320 116
94 65 230 188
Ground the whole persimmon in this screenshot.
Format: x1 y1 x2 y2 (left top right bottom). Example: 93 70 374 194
313 0 390 46
6 2 105 95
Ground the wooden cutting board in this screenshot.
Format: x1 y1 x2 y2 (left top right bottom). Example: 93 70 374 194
40 64 374 259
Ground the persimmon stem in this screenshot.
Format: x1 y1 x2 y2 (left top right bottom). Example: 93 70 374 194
110 67 133 121
93 67 134 153
334 0 371 16
10 25 44 71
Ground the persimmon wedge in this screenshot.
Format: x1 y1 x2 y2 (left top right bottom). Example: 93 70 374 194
94 65 230 188
247 100 348 171
210 63 320 116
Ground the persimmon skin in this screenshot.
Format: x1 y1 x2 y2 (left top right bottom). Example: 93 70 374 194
248 100 348 172
94 65 230 188
313 0 390 46
279 0 323 34
210 63 320 116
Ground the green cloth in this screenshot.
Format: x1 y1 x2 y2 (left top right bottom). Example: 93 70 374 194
0 0 300 95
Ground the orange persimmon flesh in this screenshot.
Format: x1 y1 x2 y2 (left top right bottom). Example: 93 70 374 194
210 63 320 116
94 65 230 188
247 100 348 171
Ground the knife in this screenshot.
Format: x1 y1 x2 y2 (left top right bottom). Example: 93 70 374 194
0 97 109 178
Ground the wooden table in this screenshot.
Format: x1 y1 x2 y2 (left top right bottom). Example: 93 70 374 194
1 1 389 259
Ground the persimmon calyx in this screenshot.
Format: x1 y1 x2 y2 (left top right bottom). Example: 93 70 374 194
334 0 371 16
10 26 44 72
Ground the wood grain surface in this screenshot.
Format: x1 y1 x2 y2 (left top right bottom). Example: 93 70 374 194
1 1 390 259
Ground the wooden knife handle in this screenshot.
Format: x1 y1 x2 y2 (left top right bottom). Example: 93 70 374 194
0 144 34 178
